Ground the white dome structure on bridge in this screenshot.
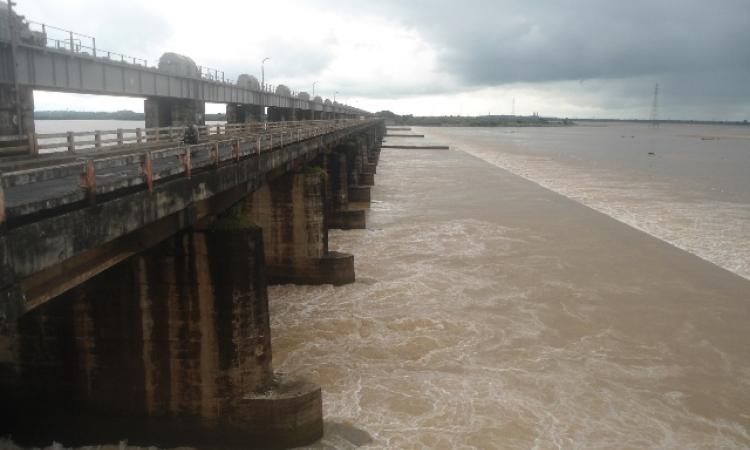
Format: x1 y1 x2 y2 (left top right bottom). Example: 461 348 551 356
324 99 332 105
297 92 310 100
313 96 323 103
158 52 200 78
275 85 292 97
236 74 260 90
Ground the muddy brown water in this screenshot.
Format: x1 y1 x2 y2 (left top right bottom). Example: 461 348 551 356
271 127 750 448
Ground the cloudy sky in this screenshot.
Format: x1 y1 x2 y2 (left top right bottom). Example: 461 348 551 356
16 0 750 120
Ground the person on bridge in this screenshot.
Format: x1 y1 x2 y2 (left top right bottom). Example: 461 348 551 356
183 123 200 145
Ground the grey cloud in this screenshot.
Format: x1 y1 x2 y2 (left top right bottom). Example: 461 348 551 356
18 0 172 60
317 0 750 118
329 0 750 85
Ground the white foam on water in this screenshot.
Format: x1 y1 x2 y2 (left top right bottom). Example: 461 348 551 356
424 127 750 281
270 221 750 447
267 141 750 449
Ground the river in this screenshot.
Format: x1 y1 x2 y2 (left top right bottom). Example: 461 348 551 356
270 122 750 448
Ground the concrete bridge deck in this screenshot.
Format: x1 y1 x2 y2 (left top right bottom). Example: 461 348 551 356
0 117 385 448
1 118 380 305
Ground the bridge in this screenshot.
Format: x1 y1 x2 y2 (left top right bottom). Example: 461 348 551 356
0 2 367 155
0 4 384 449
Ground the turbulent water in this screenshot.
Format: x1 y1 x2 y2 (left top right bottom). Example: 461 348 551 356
424 123 750 280
269 124 750 449
21 121 749 449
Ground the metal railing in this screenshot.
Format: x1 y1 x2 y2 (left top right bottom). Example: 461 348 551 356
0 120 349 156
0 119 376 224
25 21 148 66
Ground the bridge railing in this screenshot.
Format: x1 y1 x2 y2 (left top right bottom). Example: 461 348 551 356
1 120 348 156
25 21 148 66
0 119 374 224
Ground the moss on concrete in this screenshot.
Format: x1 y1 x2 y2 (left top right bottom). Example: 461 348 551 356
305 166 328 180
211 212 260 232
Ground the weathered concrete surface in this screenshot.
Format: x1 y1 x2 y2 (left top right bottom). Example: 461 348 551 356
0 84 34 154
4 226 322 448
359 172 375 186
328 209 366 230
0 121 385 448
268 106 295 122
322 142 375 229
321 151 367 230
226 103 263 124
144 97 205 127
348 186 371 203
4 122 378 308
243 171 355 286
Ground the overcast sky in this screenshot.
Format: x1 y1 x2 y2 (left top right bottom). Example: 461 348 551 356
16 0 750 120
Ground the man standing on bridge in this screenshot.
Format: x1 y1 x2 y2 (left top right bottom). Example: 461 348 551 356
183 122 199 145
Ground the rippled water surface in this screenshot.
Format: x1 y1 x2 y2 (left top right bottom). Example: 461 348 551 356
270 127 750 449
425 123 750 279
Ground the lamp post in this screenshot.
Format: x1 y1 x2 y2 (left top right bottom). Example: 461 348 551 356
261 57 270 124
312 81 318 98
334 91 339 120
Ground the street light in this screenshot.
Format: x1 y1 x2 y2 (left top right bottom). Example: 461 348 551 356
261 57 271 90
312 81 318 98
334 91 339 119
261 57 270 125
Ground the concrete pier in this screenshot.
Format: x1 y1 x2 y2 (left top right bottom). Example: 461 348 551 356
144 97 206 128
243 171 355 286
226 103 264 124
7 225 322 448
324 151 367 229
0 84 33 136
267 106 294 122
0 118 383 448
0 84 34 154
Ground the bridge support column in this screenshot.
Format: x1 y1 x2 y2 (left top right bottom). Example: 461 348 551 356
0 281 23 408
357 137 376 186
267 106 292 122
0 84 35 155
9 227 322 448
243 171 355 285
226 104 263 124
323 152 366 229
342 138 372 204
144 98 205 128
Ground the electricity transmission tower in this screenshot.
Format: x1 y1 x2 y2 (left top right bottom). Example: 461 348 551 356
649 83 659 127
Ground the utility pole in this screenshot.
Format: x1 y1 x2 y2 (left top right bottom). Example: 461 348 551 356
511 97 515 116
312 81 317 98
649 83 659 128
